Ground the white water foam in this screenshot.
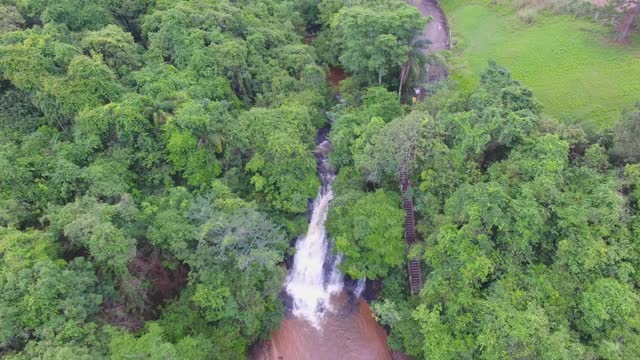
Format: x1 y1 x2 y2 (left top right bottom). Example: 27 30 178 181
353 278 366 298
285 139 344 328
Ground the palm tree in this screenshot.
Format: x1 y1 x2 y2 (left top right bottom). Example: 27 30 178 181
398 38 430 99
195 127 225 154
143 99 176 126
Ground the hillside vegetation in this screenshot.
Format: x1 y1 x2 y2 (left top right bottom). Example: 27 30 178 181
2 0 640 359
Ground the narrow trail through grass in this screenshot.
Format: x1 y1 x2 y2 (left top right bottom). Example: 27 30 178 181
443 0 640 128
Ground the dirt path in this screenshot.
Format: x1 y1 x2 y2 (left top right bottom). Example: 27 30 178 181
413 0 450 53
410 0 450 83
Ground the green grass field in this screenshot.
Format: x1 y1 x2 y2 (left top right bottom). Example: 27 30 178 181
442 0 640 128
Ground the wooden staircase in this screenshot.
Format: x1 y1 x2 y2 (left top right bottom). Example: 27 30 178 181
400 168 422 295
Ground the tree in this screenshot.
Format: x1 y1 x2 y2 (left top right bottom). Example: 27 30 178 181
604 0 640 43
612 102 640 163
110 322 211 360
0 0 337 358
144 98 176 126
82 153 132 199
142 183 288 350
0 30 61 91
45 55 123 118
142 187 197 261
164 100 229 187
0 228 102 350
330 86 404 170
327 189 405 279
189 189 289 271
16 0 115 31
478 289 584 359
579 278 640 358
230 105 319 213
80 25 140 76
74 94 151 150
48 196 137 278
331 1 425 84
369 63 640 359
0 88 44 141
358 110 427 183
398 38 430 98
0 5 26 32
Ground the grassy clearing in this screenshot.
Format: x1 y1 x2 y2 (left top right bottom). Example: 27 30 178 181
442 0 640 128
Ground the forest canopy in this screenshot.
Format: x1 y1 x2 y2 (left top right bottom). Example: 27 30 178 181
1 0 640 359
0 0 335 358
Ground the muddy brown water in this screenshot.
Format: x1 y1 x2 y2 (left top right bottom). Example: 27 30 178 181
253 292 392 360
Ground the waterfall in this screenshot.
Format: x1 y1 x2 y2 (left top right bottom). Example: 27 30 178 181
254 133 394 360
285 137 344 327
353 278 366 298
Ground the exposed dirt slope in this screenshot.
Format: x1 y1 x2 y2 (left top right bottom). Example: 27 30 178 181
414 0 450 53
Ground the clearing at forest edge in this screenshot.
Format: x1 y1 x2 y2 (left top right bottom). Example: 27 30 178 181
444 0 640 128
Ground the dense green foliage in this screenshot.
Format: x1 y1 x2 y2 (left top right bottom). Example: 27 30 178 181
330 1 424 84
3 0 640 359
0 0 342 358
327 189 405 279
332 62 640 360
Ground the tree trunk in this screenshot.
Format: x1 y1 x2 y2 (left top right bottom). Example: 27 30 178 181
616 4 640 43
398 63 410 99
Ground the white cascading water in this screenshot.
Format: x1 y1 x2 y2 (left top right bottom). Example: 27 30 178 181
353 278 366 298
285 138 345 327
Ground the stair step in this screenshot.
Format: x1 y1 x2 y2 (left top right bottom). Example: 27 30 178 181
401 171 423 295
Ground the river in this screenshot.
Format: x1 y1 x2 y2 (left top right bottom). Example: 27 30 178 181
252 131 392 360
